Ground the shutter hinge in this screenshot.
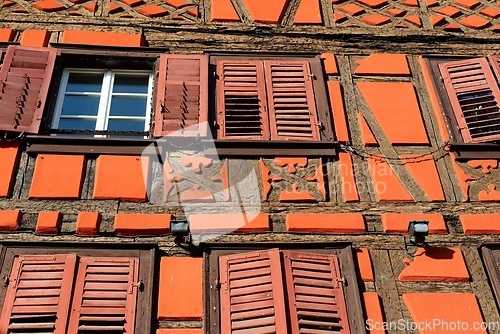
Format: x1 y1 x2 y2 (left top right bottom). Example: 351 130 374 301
3 276 9 287
214 279 221 290
128 281 143 294
336 277 346 287
316 121 324 130
213 72 219 80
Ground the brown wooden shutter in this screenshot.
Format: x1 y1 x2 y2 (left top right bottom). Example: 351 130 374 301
67 257 139 334
154 54 209 137
219 249 288 333
0 45 57 134
216 60 270 139
0 254 77 334
282 251 350 334
439 57 500 143
265 60 320 141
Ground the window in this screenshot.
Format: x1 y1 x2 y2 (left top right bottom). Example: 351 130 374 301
0 243 155 334
482 244 500 308
211 55 333 142
51 70 153 137
205 244 365 334
216 60 320 141
427 55 500 159
0 46 335 155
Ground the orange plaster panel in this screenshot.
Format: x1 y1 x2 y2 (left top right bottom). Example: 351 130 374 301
339 152 359 202
367 158 413 202
0 28 15 42
286 213 366 233
355 248 374 281
382 213 447 234
36 211 61 234
460 214 500 234
357 82 429 145
328 81 350 142
29 155 85 199
20 29 51 47
0 142 20 198
358 113 378 146
354 54 410 76
0 210 21 232
61 30 144 47
189 213 270 234
279 184 317 202
211 0 240 21
76 212 101 236
468 159 498 174
243 0 288 23
158 257 203 320
294 0 323 24
93 155 149 202
478 184 500 201
399 247 469 282
403 293 486 334
401 155 445 201
363 293 385 334
114 214 171 236
321 53 339 75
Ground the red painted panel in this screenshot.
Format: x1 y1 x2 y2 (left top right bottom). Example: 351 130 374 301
155 54 208 137
219 249 287 333
0 46 57 134
265 60 320 141
439 57 500 143
0 254 77 334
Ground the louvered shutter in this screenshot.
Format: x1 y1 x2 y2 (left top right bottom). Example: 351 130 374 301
219 249 288 333
0 46 57 134
282 251 350 334
154 54 209 137
265 60 320 141
488 55 500 83
0 254 77 334
439 58 500 143
216 60 270 139
67 257 139 334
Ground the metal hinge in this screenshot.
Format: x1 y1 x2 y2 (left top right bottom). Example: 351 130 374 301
128 281 143 294
336 277 346 286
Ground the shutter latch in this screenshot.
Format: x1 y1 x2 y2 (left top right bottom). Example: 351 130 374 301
128 281 143 294
3 276 9 287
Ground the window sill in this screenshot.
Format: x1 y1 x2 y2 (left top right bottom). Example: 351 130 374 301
25 136 338 157
448 142 500 161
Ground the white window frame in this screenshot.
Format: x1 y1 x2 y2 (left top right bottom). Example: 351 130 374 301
52 69 154 137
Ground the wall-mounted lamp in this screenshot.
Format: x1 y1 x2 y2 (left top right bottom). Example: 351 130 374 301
170 219 190 243
404 220 429 258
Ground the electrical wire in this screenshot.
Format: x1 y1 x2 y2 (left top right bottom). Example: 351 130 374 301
339 142 450 164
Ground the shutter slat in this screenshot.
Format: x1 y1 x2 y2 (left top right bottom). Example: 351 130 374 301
154 54 208 137
265 60 320 141
0 254 77 334
67 257 139 334
283 251 350 334
217 60 270 139
219 249 287 333
439 57 500 143
0 46 57 133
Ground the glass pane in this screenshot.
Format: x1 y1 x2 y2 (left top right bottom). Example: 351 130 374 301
113 74 150 94
66 73 103 93
58 118 97 131
109 97 148 117
60 96 100 116
108 119 146 132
